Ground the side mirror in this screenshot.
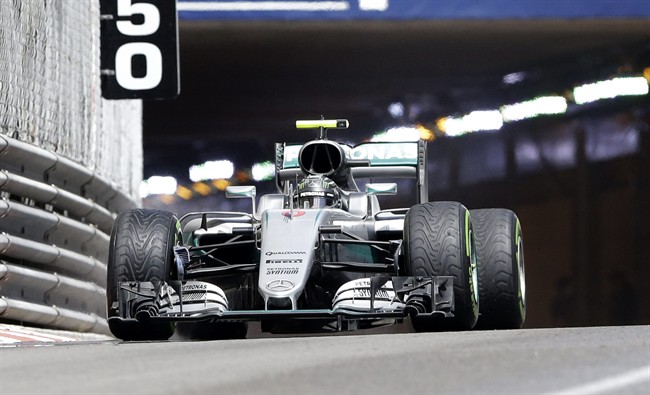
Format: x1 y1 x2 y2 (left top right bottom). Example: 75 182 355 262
226 186 257 214
365 183 397 196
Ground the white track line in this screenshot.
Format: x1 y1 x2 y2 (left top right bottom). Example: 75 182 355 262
0 324 113 346
0 327 77 343
547 365 650 395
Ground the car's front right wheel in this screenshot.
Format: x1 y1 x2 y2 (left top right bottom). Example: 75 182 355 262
403 201 479 331
471 208 526 329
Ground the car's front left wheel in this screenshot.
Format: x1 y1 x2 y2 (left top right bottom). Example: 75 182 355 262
107 208 180 341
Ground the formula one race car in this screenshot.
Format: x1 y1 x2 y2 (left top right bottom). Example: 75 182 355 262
106 119 526 340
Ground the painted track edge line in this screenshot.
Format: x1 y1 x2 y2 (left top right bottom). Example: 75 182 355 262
545 365 650 395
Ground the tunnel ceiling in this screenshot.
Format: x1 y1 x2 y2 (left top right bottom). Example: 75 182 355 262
142 19 650 179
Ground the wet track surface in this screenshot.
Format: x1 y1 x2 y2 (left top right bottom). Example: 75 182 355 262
0 324 648 394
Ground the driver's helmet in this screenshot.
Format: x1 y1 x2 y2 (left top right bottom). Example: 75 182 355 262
295 175 340 209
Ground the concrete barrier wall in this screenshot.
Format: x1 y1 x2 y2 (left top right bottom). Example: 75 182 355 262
0 1 142 197
0 1 141 334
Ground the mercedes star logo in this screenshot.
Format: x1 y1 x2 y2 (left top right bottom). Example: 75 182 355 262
266 279 295 291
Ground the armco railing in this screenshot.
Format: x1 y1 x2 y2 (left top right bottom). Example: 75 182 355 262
0 135 137 334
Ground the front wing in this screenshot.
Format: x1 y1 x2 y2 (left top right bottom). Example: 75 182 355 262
108 276 455 329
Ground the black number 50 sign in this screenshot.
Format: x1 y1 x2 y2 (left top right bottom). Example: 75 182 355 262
100 0 180 100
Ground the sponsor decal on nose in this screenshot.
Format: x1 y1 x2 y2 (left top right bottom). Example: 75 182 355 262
282 210 305 218
265 251 307 256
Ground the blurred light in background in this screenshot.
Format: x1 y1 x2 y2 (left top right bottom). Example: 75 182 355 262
416 124 434 141
388 101 405 118
212 179 231 190
189 159 234 182
192 182 212 196
438 110 503 136
252 161 275 181
176 185 193 200
371 126 419 142
370 125 434 142
235 170 250 183
359 0 389 11
502 71 526 85
501 96 568 122
573 76 649 105
140 176 177 198
144 63 650 205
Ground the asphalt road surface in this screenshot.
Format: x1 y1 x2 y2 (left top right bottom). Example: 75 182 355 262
1 324 648 394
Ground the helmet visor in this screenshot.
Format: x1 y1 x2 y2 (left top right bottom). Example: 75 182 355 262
298 191 336 208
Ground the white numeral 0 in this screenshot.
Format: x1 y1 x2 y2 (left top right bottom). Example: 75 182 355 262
114 0 162 91
115 43 162 90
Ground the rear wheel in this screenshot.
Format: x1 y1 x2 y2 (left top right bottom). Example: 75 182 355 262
404 202 479 331
107 209 180 341
471 209 526 329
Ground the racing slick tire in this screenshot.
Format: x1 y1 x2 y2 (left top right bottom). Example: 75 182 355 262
404 202 479 331
470 209 526 329
107 209 181 341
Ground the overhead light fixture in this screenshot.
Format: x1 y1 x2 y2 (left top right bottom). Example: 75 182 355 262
501 96 567 122
388 102 405 119
369 125 433 142
438 110 503 137
176 185 193 200
502 71 526 85
359 0 389 11
573 76 649 105
189 160 234 182
192 182 212 196
212 179 231 191
370 126 420 142
140 176 177 198
416 124 434 141
252 161 275 181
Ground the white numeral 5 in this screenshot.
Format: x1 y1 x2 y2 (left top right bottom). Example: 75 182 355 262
116 0 160 36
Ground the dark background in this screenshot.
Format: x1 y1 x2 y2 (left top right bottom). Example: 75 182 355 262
144 19 650 178
142 17 650 329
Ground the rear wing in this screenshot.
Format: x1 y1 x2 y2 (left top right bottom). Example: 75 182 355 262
275 140 429 204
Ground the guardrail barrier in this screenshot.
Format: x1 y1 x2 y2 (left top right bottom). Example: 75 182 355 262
0 135 137 334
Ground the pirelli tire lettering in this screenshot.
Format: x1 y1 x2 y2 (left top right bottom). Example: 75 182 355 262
265 259 303 264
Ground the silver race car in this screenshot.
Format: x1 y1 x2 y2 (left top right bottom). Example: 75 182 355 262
107 119 526 340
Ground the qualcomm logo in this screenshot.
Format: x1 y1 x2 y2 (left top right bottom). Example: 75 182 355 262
266 251 306 256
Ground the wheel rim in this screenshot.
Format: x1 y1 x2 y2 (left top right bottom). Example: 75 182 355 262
469 229 479 304
517 235 526 310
